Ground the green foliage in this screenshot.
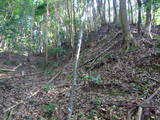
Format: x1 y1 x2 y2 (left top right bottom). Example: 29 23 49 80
108 91 127 97
0 49 3 53
42 84 53 92
0 85 6 89
86 110 98 119
0 0 160 56
41 103 55 112
67 73 74 79
130 82 146 93
132 87 145 92
90 96 102 105
41 102 58 120
48 47 66 56
81 74 101 83
77 112 85 119
35 3 47 16
154 8 160 24
104 53 114 58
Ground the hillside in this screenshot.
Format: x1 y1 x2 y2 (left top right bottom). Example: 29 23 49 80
0 24 160 120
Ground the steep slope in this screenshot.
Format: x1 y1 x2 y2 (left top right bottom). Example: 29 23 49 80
0 24 160 120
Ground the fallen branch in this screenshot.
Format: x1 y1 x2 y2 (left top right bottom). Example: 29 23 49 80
127 107 136 120
3 101 24 113
79 39 119 69
13 63 22 71
0 69 15 73
136 107 143 120
0 64 22 73
140 87 160 105
146 76 160 84
47 71 62 85
3 89 40 113
135 88 160 119
101 31 122 48
0 72 42 80
3 71 62 113
3 109 14 120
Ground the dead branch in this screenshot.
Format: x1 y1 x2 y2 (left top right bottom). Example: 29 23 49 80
101 31 122 48
0 69 15 73
13 63 22 70
79 39 120 68
79 32 121 68
129 87 160 120
146 76 160 84
140 87 160 105
0 72 42 84
3 89 40 113
136 107 143 120
3 70 63 113
0 64 22 73
127 107 136 120
47 71 62 85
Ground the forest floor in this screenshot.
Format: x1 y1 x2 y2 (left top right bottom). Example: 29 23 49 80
0 24 160 120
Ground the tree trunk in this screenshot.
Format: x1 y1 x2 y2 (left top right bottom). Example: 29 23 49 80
108 0 111 23
102 0 106 24
128 0 131 23
73 0 77 41
30 5 35 43
44 0 49 64
144 0 153 38
97 0 104 25
128 0 134 24
120 0 136 50
66 0 74 49
66 1 90 119
92 0 97 29
137 0 142 34
113 0 118 24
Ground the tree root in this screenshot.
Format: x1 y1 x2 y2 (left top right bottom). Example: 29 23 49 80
127 87 160 119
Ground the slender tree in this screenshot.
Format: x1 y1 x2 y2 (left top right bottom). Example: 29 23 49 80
113 0 118 24
108 0 111 23
44 0 49 64
144 0 153 38
97 0 104 25
67 1 89 119
103 0 106 24
137 0 142 34
66 0 74 49
128 0 134 24
92 0 97 29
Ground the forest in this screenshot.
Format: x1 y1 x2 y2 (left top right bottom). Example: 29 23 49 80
0 0 160 119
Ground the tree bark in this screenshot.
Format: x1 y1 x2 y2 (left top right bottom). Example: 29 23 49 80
102 0 106 24
108 0 111 23
44 0 49 64
128 0 134 24
66 0 74 49
120 0 136 50
137 0 142 34
92 0 97 29
66 1 90 119
144 0 153 38
97 0 104 25
113 0 118 24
